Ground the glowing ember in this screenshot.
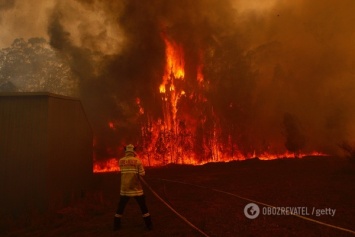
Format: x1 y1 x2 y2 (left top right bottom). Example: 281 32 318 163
108 122 114 129
136 97 144 115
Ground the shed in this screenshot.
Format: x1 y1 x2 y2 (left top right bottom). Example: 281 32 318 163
0 92 93 213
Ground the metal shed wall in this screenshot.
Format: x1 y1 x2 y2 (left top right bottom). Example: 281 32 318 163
0 93 93 213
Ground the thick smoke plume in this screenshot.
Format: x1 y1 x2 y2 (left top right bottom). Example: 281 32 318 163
2 0 355 160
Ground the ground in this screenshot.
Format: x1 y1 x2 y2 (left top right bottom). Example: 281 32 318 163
1 156 354 237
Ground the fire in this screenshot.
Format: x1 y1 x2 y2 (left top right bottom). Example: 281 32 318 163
136 97 144 115
197 64 204 83
108 122 114 129
157 35 188 134
161 35 185 85
93 158 119 173
159 85 166 94
197 50 204 83
92 151 327 173
92 33 327 173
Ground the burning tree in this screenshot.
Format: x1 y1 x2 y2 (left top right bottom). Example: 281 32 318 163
132 34 256 165
134 35 222 165
96 31 322 171
37 0 344 172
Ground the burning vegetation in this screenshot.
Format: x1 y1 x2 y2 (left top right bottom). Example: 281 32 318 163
93 32 325 172
1 0 355 172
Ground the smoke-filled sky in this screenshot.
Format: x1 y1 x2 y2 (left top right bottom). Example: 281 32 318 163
1 0 355 158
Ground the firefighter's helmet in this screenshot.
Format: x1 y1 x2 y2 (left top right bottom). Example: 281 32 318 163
125 144 135 152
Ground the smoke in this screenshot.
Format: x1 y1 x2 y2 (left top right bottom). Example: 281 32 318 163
0 0 55 46
2 0 355 158
0 0 15 11
234 0 355 155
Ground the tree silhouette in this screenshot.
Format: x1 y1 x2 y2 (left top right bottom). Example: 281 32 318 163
283 112 306 157
0 38 78 96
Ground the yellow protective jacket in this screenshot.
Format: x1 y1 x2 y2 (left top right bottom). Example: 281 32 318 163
119 152 145 196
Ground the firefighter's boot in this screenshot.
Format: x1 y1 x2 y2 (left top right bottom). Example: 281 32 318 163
113 215 121 231
143 214 152 230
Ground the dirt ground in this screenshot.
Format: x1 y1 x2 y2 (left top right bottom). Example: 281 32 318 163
1 156 355 237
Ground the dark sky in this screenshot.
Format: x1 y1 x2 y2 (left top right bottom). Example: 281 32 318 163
1 0 355 158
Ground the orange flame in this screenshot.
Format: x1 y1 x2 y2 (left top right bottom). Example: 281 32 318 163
93 151 328 173
92 33 328 173
108 122 115 129
136 97 144 115
160 35 185 93
197 50 204 83
93 158 119 173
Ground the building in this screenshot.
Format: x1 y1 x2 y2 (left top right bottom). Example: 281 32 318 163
0 92 93 213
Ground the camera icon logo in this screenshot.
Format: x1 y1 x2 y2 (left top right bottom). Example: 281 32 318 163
244 203 260 219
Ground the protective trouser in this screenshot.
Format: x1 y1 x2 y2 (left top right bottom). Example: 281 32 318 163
114 195 152 230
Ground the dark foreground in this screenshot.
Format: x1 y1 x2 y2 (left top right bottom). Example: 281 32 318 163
1 156 355 237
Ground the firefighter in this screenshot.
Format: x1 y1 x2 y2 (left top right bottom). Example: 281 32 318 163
113 144 152 231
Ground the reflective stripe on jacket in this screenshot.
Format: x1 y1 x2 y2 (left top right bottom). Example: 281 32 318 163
119 152 145 196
